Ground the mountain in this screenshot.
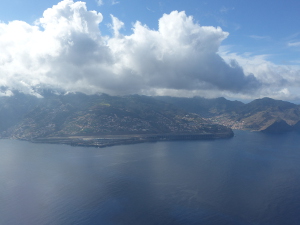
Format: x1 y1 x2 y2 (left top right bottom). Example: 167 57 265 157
227 98 300 130
0 92 233 146
154 96 244 117
157 96 300 132
293 121 300 132
261 119 294 133
2 91 299 144
0 91 41 133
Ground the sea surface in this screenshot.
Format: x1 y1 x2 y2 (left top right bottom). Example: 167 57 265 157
1 130 300 225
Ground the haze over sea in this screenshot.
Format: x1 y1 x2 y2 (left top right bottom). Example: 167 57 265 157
1 130 300 225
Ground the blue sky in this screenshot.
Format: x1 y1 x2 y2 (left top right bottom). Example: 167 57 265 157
0 0 299 100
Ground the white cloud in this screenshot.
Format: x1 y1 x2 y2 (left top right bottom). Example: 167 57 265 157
219 50 300 100
288 42 300 47
249 35 270 40
146 7 155 13
111 0 119 5
96 0 103 6
109 14 124 37
220 6 234 14
0 0 299 100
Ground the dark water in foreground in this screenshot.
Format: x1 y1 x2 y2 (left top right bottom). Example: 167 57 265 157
1 130 300 225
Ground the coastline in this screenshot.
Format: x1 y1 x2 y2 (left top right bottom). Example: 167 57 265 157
28 132 234 148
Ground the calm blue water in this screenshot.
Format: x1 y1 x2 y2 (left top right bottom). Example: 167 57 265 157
1 130 300 225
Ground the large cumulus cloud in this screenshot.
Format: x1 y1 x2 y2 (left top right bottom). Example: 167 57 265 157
219 50 300 100
0 0 298 99
107 11 260 95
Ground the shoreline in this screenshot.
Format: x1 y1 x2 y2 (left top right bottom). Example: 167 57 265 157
28 132 234 148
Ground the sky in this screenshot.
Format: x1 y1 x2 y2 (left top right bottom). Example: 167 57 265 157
0 0 299 101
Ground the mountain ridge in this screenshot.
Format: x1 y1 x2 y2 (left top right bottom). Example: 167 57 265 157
155 96 300 132
0 92 233 147
1 92 299 146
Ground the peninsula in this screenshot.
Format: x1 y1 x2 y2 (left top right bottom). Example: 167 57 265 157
0 91 233 147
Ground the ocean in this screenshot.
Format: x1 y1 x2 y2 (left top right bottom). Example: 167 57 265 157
1 130 300 225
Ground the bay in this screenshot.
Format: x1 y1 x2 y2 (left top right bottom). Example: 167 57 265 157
1 130 300 224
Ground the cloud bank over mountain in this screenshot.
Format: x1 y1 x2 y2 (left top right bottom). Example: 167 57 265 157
0 0 299 100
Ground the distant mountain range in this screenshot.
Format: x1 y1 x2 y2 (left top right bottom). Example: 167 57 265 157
0 91 299 146
0 92 233 146
156 96 300 133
